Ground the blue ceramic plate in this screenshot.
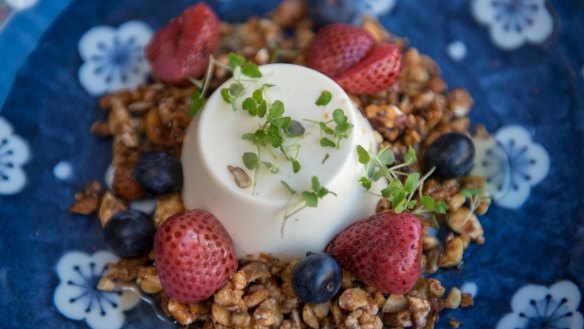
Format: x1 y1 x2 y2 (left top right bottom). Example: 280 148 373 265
1 0 583 328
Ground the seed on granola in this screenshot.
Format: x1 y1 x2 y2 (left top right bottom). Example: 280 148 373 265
228 165 252 189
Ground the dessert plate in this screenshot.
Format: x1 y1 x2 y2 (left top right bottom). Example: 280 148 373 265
0 0 582 328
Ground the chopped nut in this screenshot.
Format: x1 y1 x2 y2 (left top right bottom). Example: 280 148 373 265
136 266 162 294
444 288 462 309
69 181 102 215
112 162 146 201
302 304 320 329
423 236 440 250
253 298 283 327
144 107 168 145
153 193 184 227
426 249 440 274
215 282 246 311
460 293 474 308
449 318 462 328
427 279 445 297
231 311 251 327
365 104 407 141
448 88 473 117
312 302 330 319
382 294 408 313
439 237 464 268
338 288 370 311
362 16 390 42
128 101 154 115
384 309 413 327
269 0 306 27
408 296 431 328
446 207 472 230
227 166 252 189
448 194 466 210
244 288 270 308
212 304 232 326
90 121 111 138
168 300 208 325
98 191 128 227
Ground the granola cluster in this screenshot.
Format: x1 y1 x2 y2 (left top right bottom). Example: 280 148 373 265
71 0 489 327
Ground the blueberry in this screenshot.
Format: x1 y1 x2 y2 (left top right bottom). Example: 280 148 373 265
135 151 183 196
292 252 342 303
423 132 475 179
308 0 361 28
104 210 155 258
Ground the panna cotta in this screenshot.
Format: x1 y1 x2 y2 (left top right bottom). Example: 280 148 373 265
181 64 382 259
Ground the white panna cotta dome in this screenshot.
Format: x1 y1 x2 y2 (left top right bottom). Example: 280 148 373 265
181 64 381 259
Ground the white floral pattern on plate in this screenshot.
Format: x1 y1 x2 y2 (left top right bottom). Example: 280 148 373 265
472 125 549 209
356 0 396 17
54 251 140 329
78 21 152 96
5 0 37 10
0 116 30 195
472 0 554 50
497 281 583 329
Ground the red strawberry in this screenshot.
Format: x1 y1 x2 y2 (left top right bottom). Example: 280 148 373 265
154 209 238 303
306 23 375 77
334 42 402 95
325 211 422 294
146 3 219 84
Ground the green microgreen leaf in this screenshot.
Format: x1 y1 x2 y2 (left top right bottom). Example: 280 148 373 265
242 62 262 78
435 201 448 214
421 195 436 210
460 188 481 198
230 82 245 97
315 90 332 106
242 152 259 170
221 88 231 103
404 146 417 164
357 145 370 164
404 172 420 193
377 148 395 166
320 138 336 148
242 97 257 116
302 191 318 207
286 120 305 137
332 108 348 125
360 177 372 190
292 159 301 173
270 100 285 119
311 176 321 192
252 89 263 103
322 153 330 164
189 89 205 118
228 53 246 70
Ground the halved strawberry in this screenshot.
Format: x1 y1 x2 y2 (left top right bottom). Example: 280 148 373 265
154 209 238 304
146 3 219 84
334 42 402 95
306 23 375 78
326 210 422 294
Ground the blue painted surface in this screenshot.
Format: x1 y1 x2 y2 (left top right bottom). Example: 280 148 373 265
0 0 583 328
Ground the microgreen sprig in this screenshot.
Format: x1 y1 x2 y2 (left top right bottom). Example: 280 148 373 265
280 177 336 237
357 145 447 227
460 188 490 223
306 108 353 149
188 53 262 118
